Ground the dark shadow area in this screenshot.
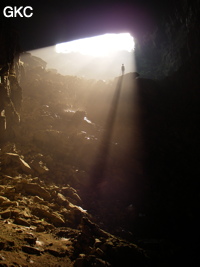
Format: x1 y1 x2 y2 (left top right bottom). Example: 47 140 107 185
132 72 200 265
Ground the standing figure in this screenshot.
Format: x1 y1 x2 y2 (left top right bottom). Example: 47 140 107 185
121 64 125 75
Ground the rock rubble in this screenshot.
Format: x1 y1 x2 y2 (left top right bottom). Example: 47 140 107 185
0 142 148 266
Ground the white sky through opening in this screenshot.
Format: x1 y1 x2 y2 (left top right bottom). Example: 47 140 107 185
28 33 136 80
55 33 135 57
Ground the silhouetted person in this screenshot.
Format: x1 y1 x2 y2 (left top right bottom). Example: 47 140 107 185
121 64 125 75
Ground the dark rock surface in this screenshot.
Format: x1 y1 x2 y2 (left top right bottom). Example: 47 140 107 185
135 0 200 79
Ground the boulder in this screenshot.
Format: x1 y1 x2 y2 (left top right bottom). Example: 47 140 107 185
0 196 9 204
20 183 51 201
14 217 30 227
1 200 18 208
1 153 32 174
0 208 21 219
30 159 49 174
24 233 37 245
56 193 69 206
33 196 46 204
22 245 43 255
31 205 65 226
61 186 82 205
31 219 55 232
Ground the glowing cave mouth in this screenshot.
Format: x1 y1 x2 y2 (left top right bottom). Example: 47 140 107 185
55 33 135 57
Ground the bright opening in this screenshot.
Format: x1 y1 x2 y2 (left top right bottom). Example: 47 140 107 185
28 33 136 80
55 33 135 57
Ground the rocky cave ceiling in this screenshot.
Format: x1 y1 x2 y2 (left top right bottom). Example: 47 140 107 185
1 0 179 51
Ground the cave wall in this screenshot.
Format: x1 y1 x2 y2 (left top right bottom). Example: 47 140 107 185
135 0 200 79
133 0 200 243
0 25 22 143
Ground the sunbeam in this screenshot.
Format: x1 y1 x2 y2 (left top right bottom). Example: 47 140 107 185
25 32 141 202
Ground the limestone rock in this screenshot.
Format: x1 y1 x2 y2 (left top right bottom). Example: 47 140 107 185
0 196 9 204
1 153 32 174
0 208 21 219
31 219 55 232
20 183 51 201
61 186 82 205
24 233 37 245
79 217 109 238
45 248 68 257
62 203 88 226
14 217 30 227
33 195 46 204
56 192 68 206
22 245 42 255
0 200 18 208
31 205 65 226
30 159 49 174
